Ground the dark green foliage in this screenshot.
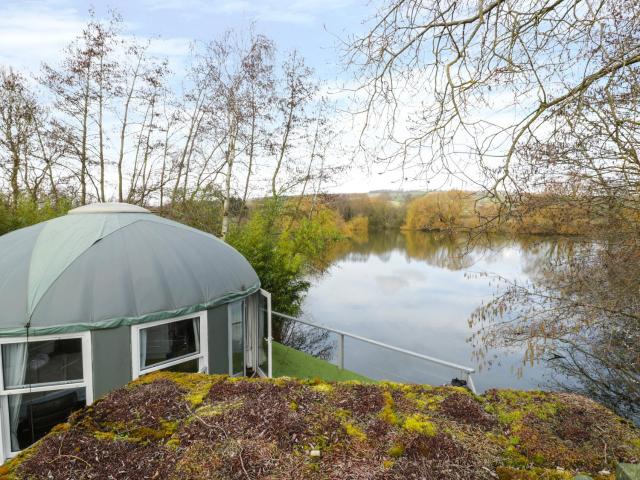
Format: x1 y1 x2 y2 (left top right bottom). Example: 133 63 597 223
161 198 224 235
0 195 72 236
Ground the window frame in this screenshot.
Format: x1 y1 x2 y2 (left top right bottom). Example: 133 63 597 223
228 300 246 377
257 289 272 378
131 311 208 379
0 331 93 460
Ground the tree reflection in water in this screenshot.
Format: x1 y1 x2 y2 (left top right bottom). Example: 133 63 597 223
277 317 334 361
470 237 640 424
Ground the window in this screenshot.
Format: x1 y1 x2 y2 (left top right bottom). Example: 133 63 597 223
228 301 245 376
0 333 92 458
257 290 272 377
2 338 83 388
132 312 208 378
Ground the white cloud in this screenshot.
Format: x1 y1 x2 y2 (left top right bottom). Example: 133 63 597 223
141 0 356 25
0 1 85 72
136 37 191 57
0 1 193 80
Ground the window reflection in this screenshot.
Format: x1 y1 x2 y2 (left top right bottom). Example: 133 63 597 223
2 339 83 389
162 358 199 374
230 302 244 376
140 318 200 369
8 388 85 452
259 296 268 374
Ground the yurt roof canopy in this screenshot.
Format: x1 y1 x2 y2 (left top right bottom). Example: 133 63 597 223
0 203 260 337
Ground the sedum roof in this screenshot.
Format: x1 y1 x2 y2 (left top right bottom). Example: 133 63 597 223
0 203 260 336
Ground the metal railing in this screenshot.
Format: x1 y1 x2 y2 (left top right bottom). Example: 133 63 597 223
272 311 477 394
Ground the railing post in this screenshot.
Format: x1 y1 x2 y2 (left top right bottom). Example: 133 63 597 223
465 372 477 394
338 334 344 369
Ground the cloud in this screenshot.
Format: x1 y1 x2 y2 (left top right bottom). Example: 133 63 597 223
141 0 355 25
0 1 85 71
0 1 193 79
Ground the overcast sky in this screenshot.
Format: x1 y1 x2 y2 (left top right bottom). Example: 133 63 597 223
0 0 446 193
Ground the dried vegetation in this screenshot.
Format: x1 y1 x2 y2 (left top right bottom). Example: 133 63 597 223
1 373 639 480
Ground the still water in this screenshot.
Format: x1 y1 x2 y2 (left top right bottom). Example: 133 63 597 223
302 230 578 392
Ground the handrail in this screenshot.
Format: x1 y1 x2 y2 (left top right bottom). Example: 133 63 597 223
272 310 477 393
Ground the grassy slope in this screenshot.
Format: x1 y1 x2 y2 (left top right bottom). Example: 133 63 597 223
3 372 639 480
271 341 374 383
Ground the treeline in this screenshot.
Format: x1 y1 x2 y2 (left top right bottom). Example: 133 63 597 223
0 11 340 238
329 193 407 230
403 190 639 235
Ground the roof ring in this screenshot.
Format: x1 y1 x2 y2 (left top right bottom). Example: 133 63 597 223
67 202 151 215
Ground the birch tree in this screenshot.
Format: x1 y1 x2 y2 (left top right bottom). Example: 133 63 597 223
0 69 38 207
270 51 316 198
41 10 121 205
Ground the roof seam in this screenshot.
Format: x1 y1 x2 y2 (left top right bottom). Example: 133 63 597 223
28 218 147 319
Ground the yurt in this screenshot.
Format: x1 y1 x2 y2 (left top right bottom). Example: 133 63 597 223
0 203 272 459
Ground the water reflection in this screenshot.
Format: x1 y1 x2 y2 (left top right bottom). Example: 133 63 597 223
470 237 640 423
301 230 638 423
327 230 560 271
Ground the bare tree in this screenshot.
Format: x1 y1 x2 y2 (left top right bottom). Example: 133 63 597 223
1 10 332 238
116 42 149 203
41 10 121 205
92 10 121 201
239 36 275 219
270 51 316 198
194 32 276 238
158 98 181 212
0 69 43 206
126 59 169 204
346 0 640 210
171 47 213 203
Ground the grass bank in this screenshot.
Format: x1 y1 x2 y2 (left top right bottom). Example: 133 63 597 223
272 341 373 383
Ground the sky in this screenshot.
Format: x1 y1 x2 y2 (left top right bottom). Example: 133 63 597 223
0 0 367 73
0 0 440 194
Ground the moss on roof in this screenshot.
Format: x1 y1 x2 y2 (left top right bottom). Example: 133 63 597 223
2 372 639 480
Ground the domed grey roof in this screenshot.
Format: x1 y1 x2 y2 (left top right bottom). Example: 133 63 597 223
0 203 260 336
68 202 151 214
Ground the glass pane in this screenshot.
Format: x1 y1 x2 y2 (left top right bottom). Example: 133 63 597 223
2 339 83 389
141 318 199 369
229 302 244 375
8 388 85 452
259 295 268 374
162 358 200 374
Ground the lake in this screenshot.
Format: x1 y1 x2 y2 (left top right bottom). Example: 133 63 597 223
301 230 582 393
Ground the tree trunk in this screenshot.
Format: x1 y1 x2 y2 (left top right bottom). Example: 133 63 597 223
240 108 257 222
10 147 19 208
98 56 105 202
80 66 91 206
221 120 237 240
172 92 204 202
272 97 294 197
117 58 142 203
